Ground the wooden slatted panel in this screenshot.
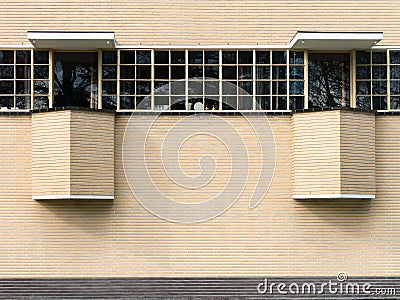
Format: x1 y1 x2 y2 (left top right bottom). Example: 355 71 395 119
0 1 399 46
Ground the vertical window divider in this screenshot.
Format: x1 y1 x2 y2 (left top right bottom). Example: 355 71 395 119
219 49 222 110
286 49 289 110
304 50 309 110
13 51 16 109
185 49 189 110
387 49 391 110
269 50 272 110
30 49 34 110
116 50 121 111
98 51 102 109
150 49 155 111
48 49 53 109
350 50 356 108
370 51 373 110
252 49 256 110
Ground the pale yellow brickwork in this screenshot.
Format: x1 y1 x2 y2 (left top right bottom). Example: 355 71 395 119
0 1 399 46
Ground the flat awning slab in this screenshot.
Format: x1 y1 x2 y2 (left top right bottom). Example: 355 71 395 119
290 31 383 50
27 31 116 50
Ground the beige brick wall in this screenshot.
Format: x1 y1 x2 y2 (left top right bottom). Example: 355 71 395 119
0 1 399 46
0 111 399 277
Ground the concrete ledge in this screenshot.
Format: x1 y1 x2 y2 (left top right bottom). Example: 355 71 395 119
293 194 375 200
32 195 114 200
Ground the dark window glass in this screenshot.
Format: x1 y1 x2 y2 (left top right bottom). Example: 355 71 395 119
222 51 236 64
256 51 270 64
256 96 270 110
102 66 117 79
372 80 387 95
34 51 49 64
171 81 185 95
356 81 371 95
272 96 287 110
222 66 237 79
391 66 400 79
171 96 186 110
16 96 30 109
390 81 400 95
239 81 253 94
256 81 270 95
120 66 135 79
33 96 49 109
222 81 237 95
238 51 253 64
16 80 30 94
136 96 151 110
205 66 219 79
0 51 14 64
120 51 135 64
373 96 387 110
189 66 203 78
120 96 135 109
16 65 31 79
290 96 304 110
372 66 387 79
0 66 14 79
136 81 151 95
171 51 185 64
272 51 286 64
204 81 219 95
272 66 286 79
356 66 370 80
238 95 252 110
154 96 169 110
272 81 287 95
372 51 387 64
136 66 151 79
205 51 219 64
34 80 49 95
155 51 169 64
239 66 253 79
308 53 350 108
222 96 237 110
289 51 304 64
102 96 117 110
289 66 304 79
155 66 169 79
390 51 400 64
0 81 14 94
171 66 185 79
188 51 203 64
391 96 400 109
154 81 169 95
102 51 117 64
289 81 304 95
188 80 203 95
256 66 270 79
120 81 135 95
103 81 117 94
356 96 371 109
356 51 370 64
204 98 219 110
0 96 14 108
53 52 98 108
136 51 151 64
16 50 31 64
34 65 49 79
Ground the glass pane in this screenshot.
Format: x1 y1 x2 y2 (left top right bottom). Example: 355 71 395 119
136 81 151 95
136 96 151 110
390 51 400 64
391 96 400 109
289 66 304 79
171 96 186 110
238 95 252 110
16 80 30 94
0 51 14 64
34 51 49 64
102 96 117 110
222 96 237 110
16 65 31 79
0 66 14 79
256 51 270 64
205 66 219 79
356 66 370 80
222 81 237 95
154 96 169 110
272 81 287 95
289 51 304 64
222 66 237 79
372 66 387 79
0 96 14 108
103 81 118 94
373 96 387 110
170 81 185 95
204 81 219 95
256 96 270 110
120 96 135 109
155 51 169 64
256 81 270 95
188 66 203 78
390 80 400 95
16 50 31 64
0 81 13 94
289 81 304 95
272 66 286 79
155 66 169 79
154 81 169 95
356 96 371 110
188 51 203 64
136 51 151 64
238 66 252 79
356 81 371 95
222 51 237 64
136 66 151 79
272 96 287 110
102 51 117 64
102 66 117 79
238 81 252 94
120 66 135 79
238 51 253 64
372 80 387 95
188 80 203 95
33 96 49 110
204 98 219 110
356 51 370 64
272 51 286 64
120 51 135 64
372 51 387 64
391 66 400 79
171 66 185 79
256 66 270 79
34 65 49 79
205 51 219 64
171 51 185 64
16 96 30 109
53 52 98 108
120 81 135 95
187 98 203 110
290 96 304 110
34 80 49 95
